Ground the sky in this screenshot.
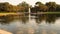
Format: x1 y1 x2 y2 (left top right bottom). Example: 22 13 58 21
0 0 60 6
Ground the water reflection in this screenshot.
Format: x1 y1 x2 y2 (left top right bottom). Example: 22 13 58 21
20 16 29 24
0 14 60 34
35 14 60 24
0 15 20 24
0 14 60 24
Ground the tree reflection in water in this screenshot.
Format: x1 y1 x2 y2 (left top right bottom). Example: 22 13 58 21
0 14 60 34
0 15 29 24
35 14 60 24
0 14 60 24
0 15 14 24
20 16 29 24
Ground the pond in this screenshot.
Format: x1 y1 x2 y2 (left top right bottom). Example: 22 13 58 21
0 14 60 34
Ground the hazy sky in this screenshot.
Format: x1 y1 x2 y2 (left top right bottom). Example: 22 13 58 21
0 0 60 6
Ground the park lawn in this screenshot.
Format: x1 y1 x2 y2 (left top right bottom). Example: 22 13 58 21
0 12 17 16
0 12 60 16
45 12 60 14
0 12 16 14
37 12 60 14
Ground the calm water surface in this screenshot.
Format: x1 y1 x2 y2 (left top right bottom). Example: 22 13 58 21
0 14 60 34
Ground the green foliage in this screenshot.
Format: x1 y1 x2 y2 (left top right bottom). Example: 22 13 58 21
31 1 60 13
56 5 60 11
35 1 44 6
0 1 60 13
17 1 30 12
45 2 57 11
0 2 19 12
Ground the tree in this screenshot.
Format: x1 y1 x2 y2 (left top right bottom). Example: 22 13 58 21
38 5 48 12
45 2 57 11
35 1 44 7
56 5 60 11
34 1 48 12
17 1 30 12
0 2 9 12
31 1 49 13
0 2 19 12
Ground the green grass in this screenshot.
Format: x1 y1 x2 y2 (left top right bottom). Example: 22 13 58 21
37 12 60 14
0 13 16 15
0 12 17 16
0 12 60 15
45 12 60 14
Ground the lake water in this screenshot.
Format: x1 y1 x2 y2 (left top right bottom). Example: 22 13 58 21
0 14 60 34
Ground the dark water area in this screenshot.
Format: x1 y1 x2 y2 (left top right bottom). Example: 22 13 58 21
0 14 60 34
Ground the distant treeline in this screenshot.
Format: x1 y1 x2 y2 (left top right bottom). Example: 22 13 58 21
0 1 60 13
0 2 29 12
31 2 60 13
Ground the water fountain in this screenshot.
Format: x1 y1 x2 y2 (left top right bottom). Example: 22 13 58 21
29 7 31 22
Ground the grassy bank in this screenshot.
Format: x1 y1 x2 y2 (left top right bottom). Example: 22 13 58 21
37 12 60 14
0 13 18 16
45 12 60 14
0 12 60 16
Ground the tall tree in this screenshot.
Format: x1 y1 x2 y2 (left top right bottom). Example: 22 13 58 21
17 1 30 12
56 5 60 11
0 2 19 12
45 2 57 11
34 1 48 12
35 1 44 7
0 2 9 12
